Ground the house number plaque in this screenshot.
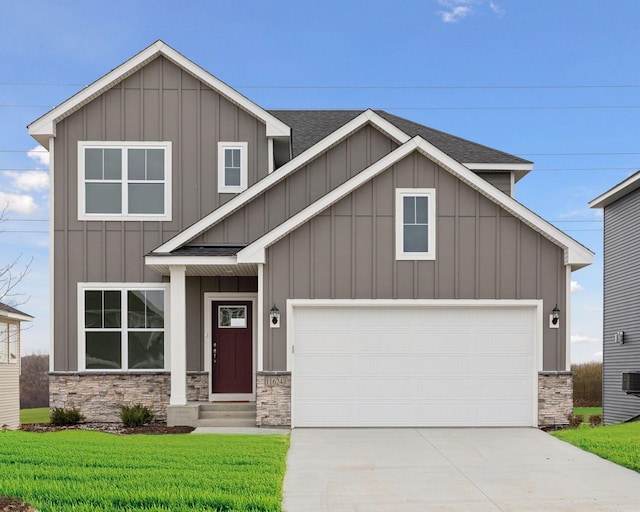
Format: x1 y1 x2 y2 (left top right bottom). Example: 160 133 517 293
264 376 287 387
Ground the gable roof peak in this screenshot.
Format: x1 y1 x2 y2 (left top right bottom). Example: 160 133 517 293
28 41 290 148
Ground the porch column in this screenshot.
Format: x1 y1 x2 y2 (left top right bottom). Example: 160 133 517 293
169 265 187 405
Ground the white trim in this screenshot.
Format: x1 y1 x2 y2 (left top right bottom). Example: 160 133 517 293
395 188 436 260
0 310 33 323
77 141 172 221
49 136 55 372
287 298 543 429
257 264 264 371
28 41 290 147
152 110 411 253
238 140 420 263
565 265 572 370
237 136 593 269
463 162 533 171
76 282 170 373
204 292 257 401
589 170 640 209
217 142 248 193
145 255 239 267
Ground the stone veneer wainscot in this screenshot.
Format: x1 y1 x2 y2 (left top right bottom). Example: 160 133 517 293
49 372 209 422
256 371 291 427
538 371 573 427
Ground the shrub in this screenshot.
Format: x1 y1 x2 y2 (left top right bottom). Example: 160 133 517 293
120 403 155 427
50 407 85 426
589 414 603 427
567 413 584 429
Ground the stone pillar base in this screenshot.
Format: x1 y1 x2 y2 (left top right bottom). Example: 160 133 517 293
257 371 291 427
538 371 573 428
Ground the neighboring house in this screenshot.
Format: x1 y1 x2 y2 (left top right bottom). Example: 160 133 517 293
0 302 33 429
590 172 640 424
28 41 593 428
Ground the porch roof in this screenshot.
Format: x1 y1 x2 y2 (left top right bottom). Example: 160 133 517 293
145 245 257 276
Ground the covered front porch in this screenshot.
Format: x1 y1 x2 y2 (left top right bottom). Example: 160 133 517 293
145 246 290 427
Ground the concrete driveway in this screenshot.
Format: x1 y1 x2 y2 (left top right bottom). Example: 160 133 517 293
283 428 640 511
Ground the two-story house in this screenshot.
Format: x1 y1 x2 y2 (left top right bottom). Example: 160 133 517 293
28 41 592 428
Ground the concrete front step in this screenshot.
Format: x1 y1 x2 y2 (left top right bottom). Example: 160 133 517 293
195 402 257 427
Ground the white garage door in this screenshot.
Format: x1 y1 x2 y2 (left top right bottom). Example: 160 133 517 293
291 304 538 427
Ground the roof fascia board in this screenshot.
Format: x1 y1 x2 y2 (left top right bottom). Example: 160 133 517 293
153 109 411 253
237 139 420 263
0 310 34 322
238 136 593 268
416 138 594 268
145 255 238 267
463 163 533 171
589 171 640 209
28 41 290 146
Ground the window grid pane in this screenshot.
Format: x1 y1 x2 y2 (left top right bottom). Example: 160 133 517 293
402 194 430 254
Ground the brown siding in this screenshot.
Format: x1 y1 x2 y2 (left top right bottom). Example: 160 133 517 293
263 153 566 371
475 171 512 195
52 56 268 371
196 125 397 245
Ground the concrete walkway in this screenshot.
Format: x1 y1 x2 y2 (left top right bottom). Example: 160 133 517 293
283 428 640 511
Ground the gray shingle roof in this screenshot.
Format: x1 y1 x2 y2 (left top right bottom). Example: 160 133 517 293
168 245 245 257
268 110 530 165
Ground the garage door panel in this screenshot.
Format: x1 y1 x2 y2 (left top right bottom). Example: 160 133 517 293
292 305 537 427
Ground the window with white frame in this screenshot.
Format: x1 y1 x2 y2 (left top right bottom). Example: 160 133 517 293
395 188 436 260
80 284 168 371
0 321 19 364
218 142 248 193
78 141 171 220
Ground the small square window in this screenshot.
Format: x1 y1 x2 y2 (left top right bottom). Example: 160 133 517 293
218 142 248 193
218 306 247 328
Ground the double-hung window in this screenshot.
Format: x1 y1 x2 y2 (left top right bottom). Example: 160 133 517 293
79 141 171 220
395 188 436 260
80 283 168 371
218 142 248 193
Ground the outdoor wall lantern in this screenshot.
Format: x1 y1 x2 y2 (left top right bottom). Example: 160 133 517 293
269 304 281 328
550 304 560 329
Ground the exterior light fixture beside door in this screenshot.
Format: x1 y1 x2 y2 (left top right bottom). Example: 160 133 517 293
549 304 560 329
270 304 280 328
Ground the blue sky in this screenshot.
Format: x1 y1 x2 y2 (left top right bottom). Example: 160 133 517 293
1 0 638 363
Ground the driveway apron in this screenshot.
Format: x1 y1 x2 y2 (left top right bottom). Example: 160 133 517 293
282 428 640 511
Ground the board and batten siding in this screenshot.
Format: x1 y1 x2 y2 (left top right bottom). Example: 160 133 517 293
263 151 566 372
194 125 398 245
52 56 269 371
603 187 640 424
475 171 512 196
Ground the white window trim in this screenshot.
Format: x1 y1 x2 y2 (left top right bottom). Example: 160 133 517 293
78 141 172 221
395 188 436 260
77 282 171 372
218 142 248 193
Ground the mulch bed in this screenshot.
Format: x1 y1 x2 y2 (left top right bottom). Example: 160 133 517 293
0 497 38 511
20 423 194 435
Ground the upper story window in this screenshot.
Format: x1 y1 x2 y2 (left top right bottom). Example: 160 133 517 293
78 141 172 221
218 142 248 193
79 283 168 371
395 188 436 260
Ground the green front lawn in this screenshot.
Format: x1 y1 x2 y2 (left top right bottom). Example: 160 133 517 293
20 407 50 424
0 430 289 511
553 421 640 473
573 407 602 418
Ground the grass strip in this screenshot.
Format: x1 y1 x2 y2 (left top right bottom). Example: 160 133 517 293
552 421 640 473
19 408 50 424
0 430 289 511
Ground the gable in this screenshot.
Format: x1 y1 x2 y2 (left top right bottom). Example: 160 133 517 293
234 137 593 270
28 41 290 148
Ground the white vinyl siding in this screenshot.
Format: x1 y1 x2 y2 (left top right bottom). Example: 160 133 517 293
396 188 436 260
78 283 169 372
290 301 539 427
78 141 172 221
218 142 248 193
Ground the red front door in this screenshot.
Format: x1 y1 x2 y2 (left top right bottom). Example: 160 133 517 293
212 301 253 394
